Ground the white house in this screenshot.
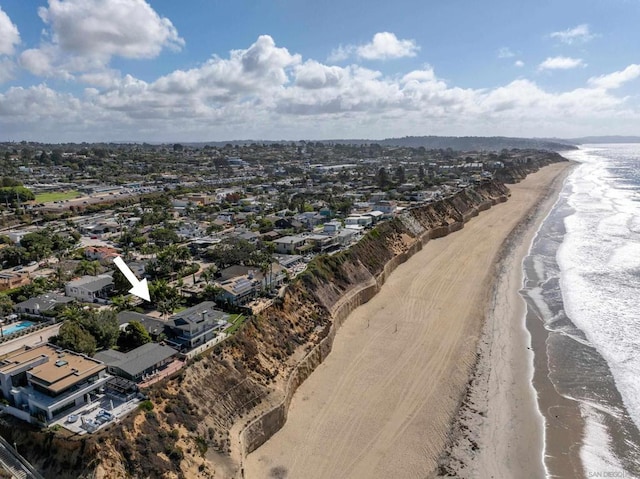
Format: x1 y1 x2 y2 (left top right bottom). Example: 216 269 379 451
65 275 114 302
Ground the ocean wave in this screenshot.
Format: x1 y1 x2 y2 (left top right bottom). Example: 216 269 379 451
559 146 640 435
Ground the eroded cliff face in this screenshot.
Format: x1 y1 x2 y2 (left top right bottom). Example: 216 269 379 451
2 156 565 479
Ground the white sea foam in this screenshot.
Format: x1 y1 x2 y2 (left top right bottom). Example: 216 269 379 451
580 404 626 476
558 146 640 467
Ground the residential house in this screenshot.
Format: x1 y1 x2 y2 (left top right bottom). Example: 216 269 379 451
372 200 397 215
346 215 373 228
165 302 229 351
65 274 114 302
116 311 167 340
295 212 324 230
363 210 384 224
0 344 110 424
95 343 178 383
273 235 309 255
176 222 206 239
84 246 119 262
274 218 303 231
305 234 338 253
216 263 286 305
14 293 74 316
217 277 258 306
335 228 358 246
0 272 30 292
322 221 342 234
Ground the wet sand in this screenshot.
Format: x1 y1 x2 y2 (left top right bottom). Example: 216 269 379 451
245 162 573 479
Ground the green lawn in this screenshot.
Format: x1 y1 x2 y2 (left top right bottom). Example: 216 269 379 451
34 190 82 203
224 314 247 335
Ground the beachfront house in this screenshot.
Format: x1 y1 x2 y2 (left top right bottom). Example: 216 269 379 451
273 235 308 254
0 344 110 424
165 302 229 351
94 343 178 383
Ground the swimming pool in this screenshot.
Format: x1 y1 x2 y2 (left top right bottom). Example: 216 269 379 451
1 321 35 336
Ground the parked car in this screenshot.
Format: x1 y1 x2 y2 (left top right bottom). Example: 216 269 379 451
12 266 23 271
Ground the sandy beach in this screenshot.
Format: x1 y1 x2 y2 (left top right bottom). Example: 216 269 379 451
245 162 573 479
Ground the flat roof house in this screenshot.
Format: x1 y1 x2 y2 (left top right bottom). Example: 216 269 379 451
0 272 31 292
95 343 178 383
0 344 110 424
273 235 308 255
166 302 229 351
65 274 114 303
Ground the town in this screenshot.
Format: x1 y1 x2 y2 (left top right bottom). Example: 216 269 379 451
0 141 547 450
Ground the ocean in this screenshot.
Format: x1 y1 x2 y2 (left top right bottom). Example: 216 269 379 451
522 144 640 477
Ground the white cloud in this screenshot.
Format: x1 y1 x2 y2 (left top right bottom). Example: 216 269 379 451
1 35 639 141
538 56 585 71
328 32 419 62
327 45 352 63
295 60 345 89
498 47 515 59
0 58 16 83
514 60 525 68
588 64 640 90
20 47 57 77
19 0 183 79
357 32 419 60
0 7 20 56
39 0 184 59
550 24 596 45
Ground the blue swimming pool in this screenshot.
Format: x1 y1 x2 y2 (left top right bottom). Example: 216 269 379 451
1 321 35 336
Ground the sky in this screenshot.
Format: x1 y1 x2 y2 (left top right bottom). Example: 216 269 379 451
0 0 639 142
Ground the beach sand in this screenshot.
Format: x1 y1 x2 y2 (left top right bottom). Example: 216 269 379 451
244 162 573 479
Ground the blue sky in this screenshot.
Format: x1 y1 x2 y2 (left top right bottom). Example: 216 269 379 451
0 0 639 142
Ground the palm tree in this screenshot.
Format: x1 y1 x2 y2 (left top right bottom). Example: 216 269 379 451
201 267 216 286
52 265 69 288
75 260 100 276
110 295 132 312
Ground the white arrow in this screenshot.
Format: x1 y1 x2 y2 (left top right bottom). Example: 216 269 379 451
113 256 150 302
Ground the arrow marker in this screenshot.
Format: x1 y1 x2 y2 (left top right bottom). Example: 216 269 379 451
113 256 150 302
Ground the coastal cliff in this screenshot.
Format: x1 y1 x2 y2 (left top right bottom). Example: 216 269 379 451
0 153 566 479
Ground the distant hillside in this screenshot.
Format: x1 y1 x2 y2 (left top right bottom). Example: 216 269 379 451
373 136 577 151
192 136 577 151
565 136 640 144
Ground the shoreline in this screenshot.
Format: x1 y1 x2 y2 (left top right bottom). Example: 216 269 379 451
244 162 574 479
441 160 577 478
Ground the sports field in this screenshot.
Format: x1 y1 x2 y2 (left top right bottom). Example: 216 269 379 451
34 190 81 203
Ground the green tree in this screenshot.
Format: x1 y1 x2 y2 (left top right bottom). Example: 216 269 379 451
0 294 13 317
0 186 35 204
75 260 101 276
20 231 54 261
112 267 131 294
110 294 132 312
51 321 97 356
78 309 120 350
149 227 180 247
376 167 389 188
149 279 183 314
200 266 217 285
117 321 151 352
395 166 406 184
0 246 27 267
